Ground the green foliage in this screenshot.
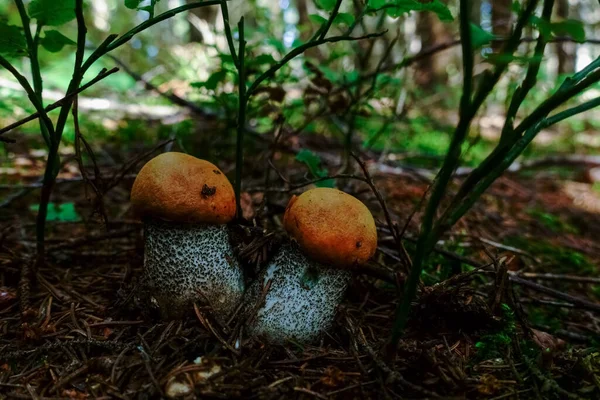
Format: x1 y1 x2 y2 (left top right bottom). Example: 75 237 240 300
125 0 161 17
470 23 495 50
475 304 516 361
29 202 80 222
369 0 453 22
504 236 595 275
191 70 229 91
334 13 355 27
28 0 75 27
526 208 578 234
295 149 335 188
40 30 75 52
0 21 27 58
531 15 585 43
314 0 337 11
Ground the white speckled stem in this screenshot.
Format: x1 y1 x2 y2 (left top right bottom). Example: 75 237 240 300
245 243 351 343
142 220 244 320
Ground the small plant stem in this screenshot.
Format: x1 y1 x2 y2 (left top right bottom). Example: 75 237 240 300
389 0 474 347
439 0 553 227
0 68 119 137
14 0 54 147
0 56 54 137
500 0 555 143
35 0 87 264
247 32 382 98
81 1 222 74
317 0 343 41
443 94 600 231
220 0 239 68
235 18 246 218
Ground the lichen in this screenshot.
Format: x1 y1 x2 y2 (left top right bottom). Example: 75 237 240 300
141 220 244 320
245 243 350 343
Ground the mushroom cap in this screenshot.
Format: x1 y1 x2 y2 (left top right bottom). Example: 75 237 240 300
130 152 236 224
283 188 377 268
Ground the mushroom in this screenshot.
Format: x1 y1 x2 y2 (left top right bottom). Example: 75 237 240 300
245 187 377 343
130 152 244 320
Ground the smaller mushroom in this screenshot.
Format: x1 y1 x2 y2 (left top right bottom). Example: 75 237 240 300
244 188 377 343
130 152 244 320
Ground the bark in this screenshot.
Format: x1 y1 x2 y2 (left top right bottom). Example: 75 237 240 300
491 0 512 51
556 0 576 74
415 8 453 88
187 0 219 43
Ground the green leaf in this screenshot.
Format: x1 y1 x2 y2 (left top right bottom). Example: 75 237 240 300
190 70 228 91
124 0 143 9
0 21 27 58
373 0 453 22
530 15 552 41
315 0 337 11
252 54 276 66
295 149 335 188
28 0 76 26
470 23 495 49
368 0 386 8
334 12 355 26
551 19 585 43
40 30 75 52
309 14 328 25
30 202 81 222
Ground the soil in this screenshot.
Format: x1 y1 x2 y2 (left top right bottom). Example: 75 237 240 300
1 139 599 399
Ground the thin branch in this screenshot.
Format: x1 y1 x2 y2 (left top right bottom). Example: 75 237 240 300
80 1 223 74
0 56 55 139
317 0 344 41
235 18 246 219
247 32 384 98
352 153 412 270
509 273 600 313
220 0 239 68
0 67 119 137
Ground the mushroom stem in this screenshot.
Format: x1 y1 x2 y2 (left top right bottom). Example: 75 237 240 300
141 220 244 320
245 242 351 343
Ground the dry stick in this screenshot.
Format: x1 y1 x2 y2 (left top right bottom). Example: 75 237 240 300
104 138 175 192
0 174 138 190
508 272 600 313
517 272 600 284
193 303 240 355
73 96 108 225
380 232 599 313
351 153 412 270
46 228 136 252
0 67 119 137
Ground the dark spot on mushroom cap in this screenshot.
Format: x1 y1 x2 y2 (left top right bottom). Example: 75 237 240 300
201 184 217 198
213 170 221 175
356 241 362 248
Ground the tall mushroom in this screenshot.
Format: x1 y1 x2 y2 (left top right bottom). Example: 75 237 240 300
130 152 244 320
245 187 377 343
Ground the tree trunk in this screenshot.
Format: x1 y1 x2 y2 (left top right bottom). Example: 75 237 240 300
187 0 219 43
556 0 576 74
491 0 512 51
415 9 453 88
471 0 481 26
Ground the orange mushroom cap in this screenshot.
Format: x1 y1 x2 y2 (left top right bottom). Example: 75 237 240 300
283 188 377 268
130 152 236 224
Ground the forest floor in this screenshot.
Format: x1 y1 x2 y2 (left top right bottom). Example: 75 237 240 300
1 130 600 399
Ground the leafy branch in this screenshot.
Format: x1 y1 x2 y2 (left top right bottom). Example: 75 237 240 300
388 0 600 351
218 0 384 217
0 0 229 272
